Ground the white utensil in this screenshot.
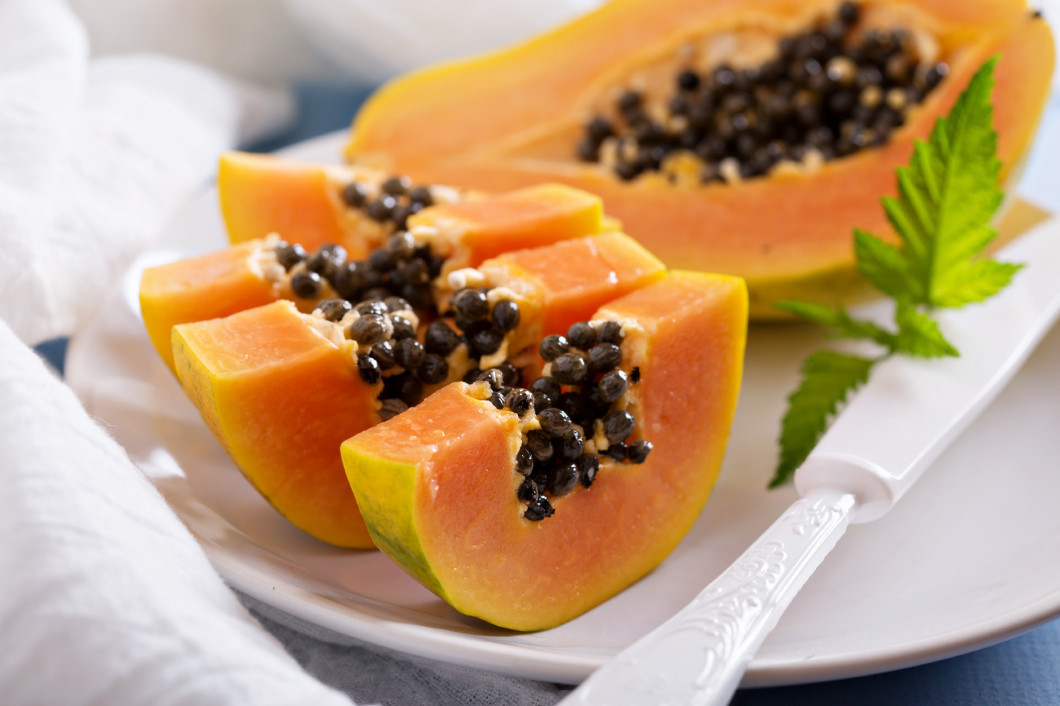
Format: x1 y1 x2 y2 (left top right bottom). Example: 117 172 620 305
562 215 1060 706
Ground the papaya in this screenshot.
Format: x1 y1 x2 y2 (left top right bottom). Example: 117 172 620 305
218 151 612 260
341 271 748 630
141 180 609 372
170 232 666 547
343 0 1054 317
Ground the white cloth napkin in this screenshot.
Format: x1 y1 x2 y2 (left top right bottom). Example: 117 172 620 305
0 0 353 703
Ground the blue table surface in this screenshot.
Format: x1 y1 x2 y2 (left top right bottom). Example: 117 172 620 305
40 82 1060 706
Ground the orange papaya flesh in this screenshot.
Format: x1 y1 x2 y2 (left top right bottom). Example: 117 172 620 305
218 152 612 265
344 0 1054 318
220 151 388 258
140 240 290 372
341 271 748 630
172 300 379 548
168 233 669 548
448 231 666 365
476 231 665 354
139 236 346 374
142 177 614 374
407 182 608 277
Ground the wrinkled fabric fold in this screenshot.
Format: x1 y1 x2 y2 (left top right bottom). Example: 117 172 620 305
0 0 293 345
0 320 352 706
0 0 349 703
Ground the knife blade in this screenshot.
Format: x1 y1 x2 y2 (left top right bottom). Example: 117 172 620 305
561 215 1060 706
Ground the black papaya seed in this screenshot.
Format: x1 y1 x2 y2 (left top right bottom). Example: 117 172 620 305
385 372 423 406
349 314 388 346
627 439 653 464
597 369 629 404
576 453 599 488
529 376 561 403
381 175 411 196
289 271 322 299
275 242 307 270
370 340 397 370
378 398 408 421
393 338 425 370
505 388 534 417
515 445 534 476
424 320 461 356
537 408 572 437
524 495 554 521
603 442 628 461
416 353 449 384
490 299 521 333
550 353 588 385
539 334 569 361
477 368 505 390
315 297 351 322
548 462 580 496
517 475 539 502
588 342 622 372
341 182 368 208
451 288 490 321
603 410 636 444
497 360 521 386
554 427 584 460
566 321 596 350
526 429 554 462
357 354 381 385
468 326 504 357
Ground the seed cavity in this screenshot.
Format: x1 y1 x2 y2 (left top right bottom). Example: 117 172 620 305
578 1 948 184
466 318 653 522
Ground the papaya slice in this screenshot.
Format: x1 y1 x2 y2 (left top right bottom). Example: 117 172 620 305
140 240 283 372
218 151 609 260
170 232 666 547
341 271 748 630
142 180 611 373
344 0 1054 317
173 299 380 547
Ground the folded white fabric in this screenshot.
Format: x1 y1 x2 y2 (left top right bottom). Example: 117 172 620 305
0 0 293 345
0 0 354 703
0 320 353 706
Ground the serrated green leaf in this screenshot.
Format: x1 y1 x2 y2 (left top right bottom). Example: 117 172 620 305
770 352 877 488
776 299 897 348
769 58 1024 489
932 259 1023 308
853 228 920 300
892 303 959 358
880 58 1004 307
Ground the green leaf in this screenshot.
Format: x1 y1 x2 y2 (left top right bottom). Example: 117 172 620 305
770 351 877 488
776 299 897 348
879 57 1006 307
854 228 921 302
768 57 1025 488
892 303 959 358
931 259 1023 308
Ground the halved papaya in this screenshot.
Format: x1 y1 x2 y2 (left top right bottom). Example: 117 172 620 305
218 151 610 260
170 232 666 547
343 0 1054 317
142 180 610 373
341 271 748 629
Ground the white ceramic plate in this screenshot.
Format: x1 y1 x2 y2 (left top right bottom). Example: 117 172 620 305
65 131 1060 687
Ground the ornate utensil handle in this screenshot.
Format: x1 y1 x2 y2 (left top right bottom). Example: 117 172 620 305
563 488 857 706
